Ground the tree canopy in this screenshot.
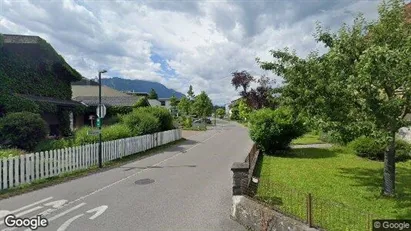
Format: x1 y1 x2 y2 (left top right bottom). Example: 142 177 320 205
148 88 158 99
192 91 213 118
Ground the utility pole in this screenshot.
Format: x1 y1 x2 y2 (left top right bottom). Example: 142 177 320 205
98 69 107 168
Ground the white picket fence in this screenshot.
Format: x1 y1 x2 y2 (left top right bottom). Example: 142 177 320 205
0 129 182 191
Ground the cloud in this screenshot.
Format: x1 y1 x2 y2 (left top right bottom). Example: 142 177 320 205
0 0 382 105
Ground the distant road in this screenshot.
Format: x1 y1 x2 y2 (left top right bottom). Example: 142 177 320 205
0 121 252 231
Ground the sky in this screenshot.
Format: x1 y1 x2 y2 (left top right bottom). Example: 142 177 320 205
0 0 384 105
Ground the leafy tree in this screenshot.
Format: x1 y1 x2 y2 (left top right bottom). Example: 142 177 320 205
177 96 191 116
148 88 158 99
216 108 226 119
133 97 149 108
170 95 178 107
258 0 411 196
231 70 254 96
170 94 178 116
192 91 213 119
187 85 195 101
238 99 252 121
231 71 277 109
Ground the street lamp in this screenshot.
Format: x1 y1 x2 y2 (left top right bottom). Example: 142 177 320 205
98 69 107 168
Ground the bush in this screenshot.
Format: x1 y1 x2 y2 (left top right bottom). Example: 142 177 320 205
394 139 411 162
121 110 161 136
184 117 193 128
74 124 133 145
0 112 48 151
0 148 25 158
139 107 174 131
249 107 306 154
348 136 385 160
349 136 411 162
35 138 74 152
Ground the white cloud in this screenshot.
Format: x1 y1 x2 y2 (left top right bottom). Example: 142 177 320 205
0 0 382 105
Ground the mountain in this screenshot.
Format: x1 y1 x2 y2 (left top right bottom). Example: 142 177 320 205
101 77 185 99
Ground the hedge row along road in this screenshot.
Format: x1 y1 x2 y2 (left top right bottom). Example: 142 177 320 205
0 120 252 231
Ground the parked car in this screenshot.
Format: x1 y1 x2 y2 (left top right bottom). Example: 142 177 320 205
193 118 212 124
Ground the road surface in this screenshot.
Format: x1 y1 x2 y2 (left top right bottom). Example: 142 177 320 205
0 121 252 231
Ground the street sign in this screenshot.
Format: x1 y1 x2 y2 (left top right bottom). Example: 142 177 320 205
87 130 101 136
96 104 107 118
96 118 102 128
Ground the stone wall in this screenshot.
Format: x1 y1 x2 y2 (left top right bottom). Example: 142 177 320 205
230 146 320 231
231 196 318 231
3 34 40 44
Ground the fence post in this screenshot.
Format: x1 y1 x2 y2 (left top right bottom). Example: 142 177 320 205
307 193 313 227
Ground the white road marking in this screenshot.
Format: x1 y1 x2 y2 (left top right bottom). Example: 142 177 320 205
86 205 108 220
0 206 43 226
0 197 53 219
56 214 84 231
48 203 86 222
22 203 87 231
39 200 68 215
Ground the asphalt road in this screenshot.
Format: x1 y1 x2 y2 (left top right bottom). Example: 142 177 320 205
0 121 252 231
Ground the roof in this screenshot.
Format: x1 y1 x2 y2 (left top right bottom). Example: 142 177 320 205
71 85 129 98
148 99 161 106
2 34 40 44
73 96 142 107
72 79 99 86
17 94 84 107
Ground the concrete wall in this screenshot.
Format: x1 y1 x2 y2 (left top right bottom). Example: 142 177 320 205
231 196 318 231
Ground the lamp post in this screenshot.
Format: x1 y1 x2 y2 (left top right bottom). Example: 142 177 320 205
98 69 107 168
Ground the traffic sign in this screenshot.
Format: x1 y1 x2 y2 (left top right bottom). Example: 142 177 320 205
96 118 102 128
96 104 107 118
87 129 101 136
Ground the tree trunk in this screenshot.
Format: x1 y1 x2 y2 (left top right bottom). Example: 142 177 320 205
383 131 396 196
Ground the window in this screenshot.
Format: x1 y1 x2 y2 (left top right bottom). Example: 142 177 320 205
160 101 166 106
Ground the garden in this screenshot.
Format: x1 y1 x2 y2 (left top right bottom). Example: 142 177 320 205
0 106 175 158
228 0 411 229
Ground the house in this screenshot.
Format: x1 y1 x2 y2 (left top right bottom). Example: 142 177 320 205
0 34 84 137
71 80 148 128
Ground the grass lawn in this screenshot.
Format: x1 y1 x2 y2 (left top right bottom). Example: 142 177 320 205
291 133 324 145
254 146 411 231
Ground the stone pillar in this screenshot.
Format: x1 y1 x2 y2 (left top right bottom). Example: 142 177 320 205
231 162 249 196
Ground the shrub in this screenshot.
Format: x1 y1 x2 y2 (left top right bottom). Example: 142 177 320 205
74 124 133 145
348 136 385 160
184 117 193 128
0 112 48 151
0 148 25 158
133 107 174 131
102 124 132 141
394 139 411 162
73 126 97 145
249 107 306 154
121 110 161 136
349 136 411 162
35 138 74 151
